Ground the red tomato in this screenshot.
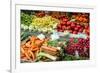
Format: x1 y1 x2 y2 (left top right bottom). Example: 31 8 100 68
74 27 79 31
72 31 78 34
71 22 76 28
57 24 61 28
79 28 83 33
67 21 71 25
66 26 71 30
62 18 68 22
69 30 73 33
84 25 89 29
76 25 81 29
62 26 66 30
60 21 66 25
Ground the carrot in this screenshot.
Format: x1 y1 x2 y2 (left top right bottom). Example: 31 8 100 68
25 41 31 47
31 45 37 49
35 39 43 46
24 51 31 60
41 46 57 52
21 44 26 48
23 48 29 50
31 47 39 51
21 53 25 58
49 46 58 51
28 50 35 60
22 57 28 60
35 50 39 56
30 36 37 41
21 35 47 61
21 47 25 54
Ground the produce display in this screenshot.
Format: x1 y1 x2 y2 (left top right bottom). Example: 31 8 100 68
20 10 90 63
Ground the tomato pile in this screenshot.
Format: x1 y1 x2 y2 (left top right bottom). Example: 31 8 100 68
57 15 89 35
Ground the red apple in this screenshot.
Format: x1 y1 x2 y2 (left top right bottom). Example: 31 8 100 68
76 25 81 29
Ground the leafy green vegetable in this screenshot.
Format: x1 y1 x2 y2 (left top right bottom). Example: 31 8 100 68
21 29 41 41
63 54 89 61
37 52 57 61
21 12 33 26
47 40 58 47
21 30 30 41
